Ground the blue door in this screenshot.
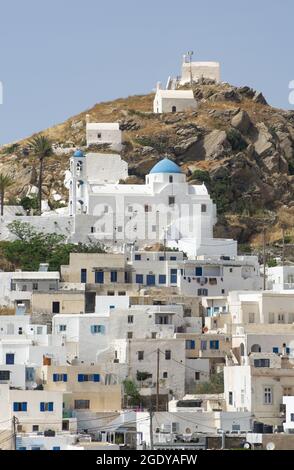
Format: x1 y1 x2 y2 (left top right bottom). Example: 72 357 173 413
95 271 104 284
146 275 155 286
6 353 14 365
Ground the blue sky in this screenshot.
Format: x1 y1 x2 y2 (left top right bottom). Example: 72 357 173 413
0 0 293 144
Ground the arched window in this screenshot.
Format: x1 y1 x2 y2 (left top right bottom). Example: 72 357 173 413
240 343 245 356
251 344 261 353
172 106 177 113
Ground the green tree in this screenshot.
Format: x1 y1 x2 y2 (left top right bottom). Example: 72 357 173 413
195 372 224 394
123 379 140 407
20 196 39 214
28 135 53 214
0 173 13 216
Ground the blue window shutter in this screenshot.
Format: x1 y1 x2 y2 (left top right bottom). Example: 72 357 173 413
273 347 279 354
90 325 94 334
40 402 45 412
93 374 100 382
78 374 84 382
48 402 54 412
52 447 60 451
53 374 57 382
191 340 195 349
13 402 18 412
63 374 67 382
101 325 105 334
286 347 290 354
22 402 27 412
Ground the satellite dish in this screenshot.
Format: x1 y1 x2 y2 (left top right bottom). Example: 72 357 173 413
243 442 251 450
266 442 275 451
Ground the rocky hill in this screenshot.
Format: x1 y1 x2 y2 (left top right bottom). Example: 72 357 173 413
2 79 294 246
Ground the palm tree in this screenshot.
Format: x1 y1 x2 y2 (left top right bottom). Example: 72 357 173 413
29 135 53 214
0 173 13 216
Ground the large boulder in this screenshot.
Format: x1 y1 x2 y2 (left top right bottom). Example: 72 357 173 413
231 110 252 134
254 123 274 157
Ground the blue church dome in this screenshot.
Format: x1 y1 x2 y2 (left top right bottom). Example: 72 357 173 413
150 158 183 174
73 149 84 158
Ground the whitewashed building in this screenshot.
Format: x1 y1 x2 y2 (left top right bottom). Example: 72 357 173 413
153 85 198 114
86 122 122 151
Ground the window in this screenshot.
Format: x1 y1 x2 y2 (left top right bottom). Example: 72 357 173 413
269 312 275 324
52 447 60 451
90 226 95 233
146 274 155 286
110 271 117 282
169 175 173 183
172 422 179 433
6 353 14 365
195 372 200 381
95 271 104 284
165 350 171 360
159 256 165 261
97 133 102 139
128 315 134 324
158 274 166 285
171 106 177 113
135 254 141 261
291 413 294 422
168 196 175 206
254 359 270 368
232 424 240 432
229 268 233 273
138 351 144 361
195 267 203 276
40 402 54 412
264 387 273 405
170 269 177 284
91 325 105 334
32 283 38 291
32 425 39 432
0 370 10 381
81 269 87 284
127 332 133 339
152 332 157 339
248 312 255 323
201 204 207 213
74 400 90 409
136 274 143 284
201 340 207 351
13 402 27 412
210 340 219 350
186 340 196 350
170 256 177 261
272 347 279 354
52 301 60 314
163 371 168 379
144 205 151 213
198 289 208 296
228 392 233 405
53 374 67 382
59 324 66 332
78 374 100 382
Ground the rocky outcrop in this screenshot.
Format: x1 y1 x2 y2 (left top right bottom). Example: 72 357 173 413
1 80 294 244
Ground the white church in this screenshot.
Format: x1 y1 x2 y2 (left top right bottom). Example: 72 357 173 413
67 150 238 258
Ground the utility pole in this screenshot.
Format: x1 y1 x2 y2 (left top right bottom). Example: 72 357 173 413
263 226 266 290
12 416 17 450
156 348 160 412
149 398 154 450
